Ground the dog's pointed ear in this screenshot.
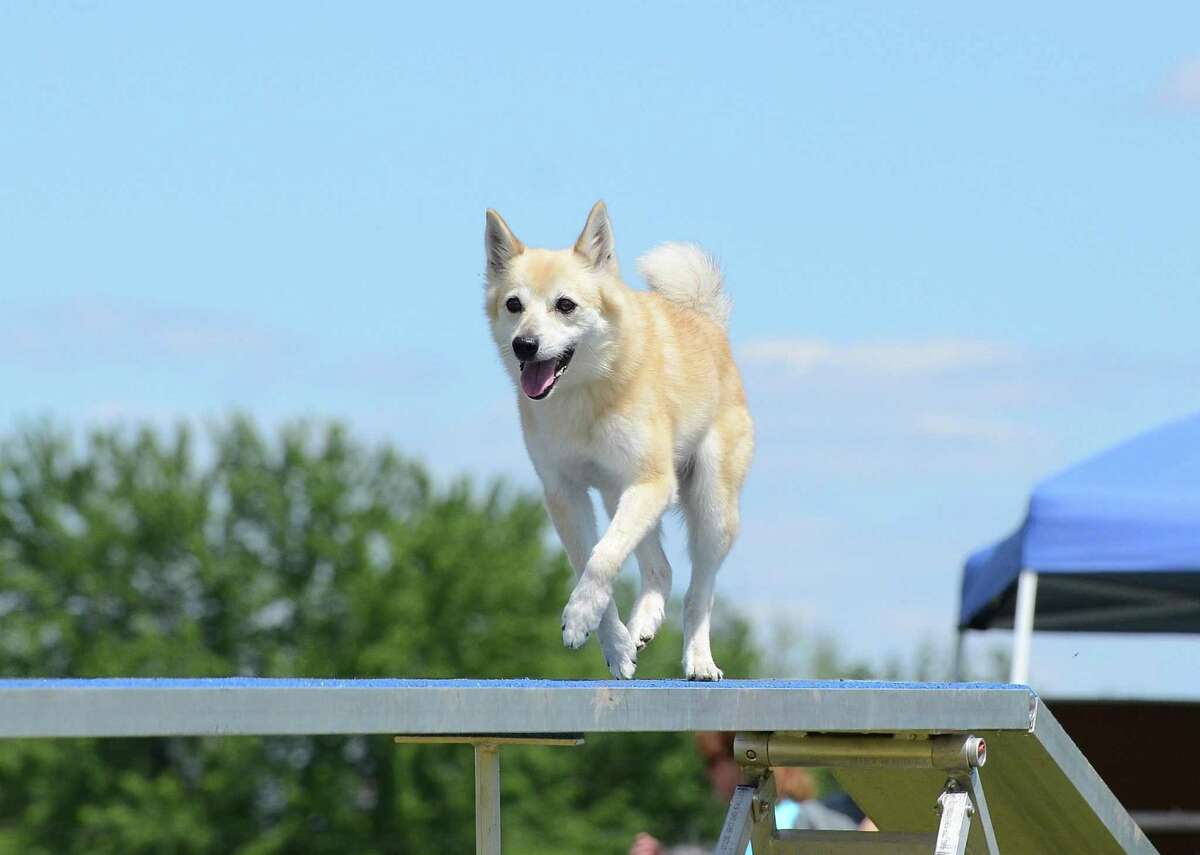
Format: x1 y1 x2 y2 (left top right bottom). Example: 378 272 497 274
573 200 617 273
485 209 524 274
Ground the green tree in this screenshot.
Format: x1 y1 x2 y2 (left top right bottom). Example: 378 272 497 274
0 418 757 854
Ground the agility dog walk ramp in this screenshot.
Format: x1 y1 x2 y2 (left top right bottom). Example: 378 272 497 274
0 678 1156 854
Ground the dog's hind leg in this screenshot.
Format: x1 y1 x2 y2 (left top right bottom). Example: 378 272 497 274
544 480 638 679
680 416 751 681
601 490 672 651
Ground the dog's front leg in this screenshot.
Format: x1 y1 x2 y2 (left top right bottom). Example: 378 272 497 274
561 476 675 651
544 480 638 679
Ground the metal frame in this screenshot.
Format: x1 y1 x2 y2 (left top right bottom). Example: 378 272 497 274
0 678 1157 855
1010 574 1200 631
1001 568 1200 684
973 574 1200 634
973 567 1200 686
1129 811 1200 833
717 734 998 855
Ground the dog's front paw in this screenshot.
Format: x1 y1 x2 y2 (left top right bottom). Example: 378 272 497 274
561 582 610 650
561 618 589 649
599 620 638 680
683 653 724 682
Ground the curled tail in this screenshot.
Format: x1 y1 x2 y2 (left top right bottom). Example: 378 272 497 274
636 242 730 328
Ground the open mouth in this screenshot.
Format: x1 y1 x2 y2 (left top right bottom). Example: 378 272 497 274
519 347 575 400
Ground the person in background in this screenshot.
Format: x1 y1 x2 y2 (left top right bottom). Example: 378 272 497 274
629 732 873 854
770 766 863 832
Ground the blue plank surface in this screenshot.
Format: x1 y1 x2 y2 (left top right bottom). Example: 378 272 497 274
0 677 1024 691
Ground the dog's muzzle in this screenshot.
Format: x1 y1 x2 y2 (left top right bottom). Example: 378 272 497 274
519 347 575 400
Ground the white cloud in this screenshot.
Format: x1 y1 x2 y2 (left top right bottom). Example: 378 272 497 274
740 337 1018 377
735 335 1054 484
83 400 197 425
0 298 290 368
907 413 1039 445
1157 57 1200 111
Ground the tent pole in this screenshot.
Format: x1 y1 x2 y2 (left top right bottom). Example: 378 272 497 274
1009 569 1038 684
952 629 965 681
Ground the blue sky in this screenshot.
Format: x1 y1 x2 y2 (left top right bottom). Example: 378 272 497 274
3 4 1198 696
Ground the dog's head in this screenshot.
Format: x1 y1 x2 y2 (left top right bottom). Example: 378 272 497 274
484 201 621 401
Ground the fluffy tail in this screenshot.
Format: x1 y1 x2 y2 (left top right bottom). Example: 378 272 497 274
636 242 730 328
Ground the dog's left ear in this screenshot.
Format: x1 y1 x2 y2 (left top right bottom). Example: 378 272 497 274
573 200 617 273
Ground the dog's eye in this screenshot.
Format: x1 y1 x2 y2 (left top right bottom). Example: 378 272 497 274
505 297 522 313
556 297 577 314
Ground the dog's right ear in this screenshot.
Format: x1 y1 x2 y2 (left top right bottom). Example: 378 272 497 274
573 200 617 273
485 209 524 275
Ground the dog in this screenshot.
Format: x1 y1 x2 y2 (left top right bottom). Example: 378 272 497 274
483 201 753 680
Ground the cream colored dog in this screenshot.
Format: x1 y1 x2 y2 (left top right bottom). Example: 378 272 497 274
484 201 753 680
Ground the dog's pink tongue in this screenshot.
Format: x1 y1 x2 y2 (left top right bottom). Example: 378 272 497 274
521 359 557 398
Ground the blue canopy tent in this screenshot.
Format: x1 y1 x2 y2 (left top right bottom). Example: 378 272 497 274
959 412 1200 682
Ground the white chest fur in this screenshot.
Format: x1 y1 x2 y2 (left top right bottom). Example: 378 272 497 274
519 395 650 493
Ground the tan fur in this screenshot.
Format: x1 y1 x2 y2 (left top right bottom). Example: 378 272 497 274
484 202 753 680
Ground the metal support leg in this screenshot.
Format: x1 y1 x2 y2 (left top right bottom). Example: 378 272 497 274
475 744 501 855
934 779 973 855
934 770 1000 855
965 767 1000 855
395 733 582 855
715 771 777 855
716 783 757 855
749 772 779 855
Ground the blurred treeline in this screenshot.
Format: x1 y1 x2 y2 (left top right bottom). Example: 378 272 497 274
0 419 1001 854
0 419 760 854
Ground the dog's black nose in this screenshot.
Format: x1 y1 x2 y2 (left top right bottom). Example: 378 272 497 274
512 336 539 361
